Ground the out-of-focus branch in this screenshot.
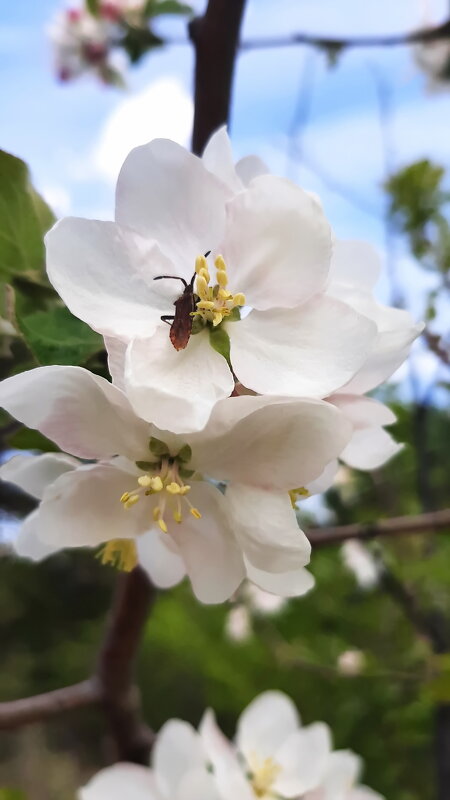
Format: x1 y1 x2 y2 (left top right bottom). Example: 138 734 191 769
424 329 450 366
239 19 450 51
0 568 155 764
308 508 450 548
189 0 247 155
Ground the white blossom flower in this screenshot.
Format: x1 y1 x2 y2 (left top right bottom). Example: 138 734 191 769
304 750 384 800
200 691 332 799
47 3 132 84
79 719 221 800
341 541 380 590
0 366 352 603
329 394 402 471
46 130 379 434
225 605 252 642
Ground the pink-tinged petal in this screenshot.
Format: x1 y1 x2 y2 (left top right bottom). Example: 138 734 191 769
305 460 339 496
36 463 151 548
329 395 396 429
236 690 300 761
245 558 315 597
313 750 362 800
105 336 127 391
170 482 245 604
199 709 236 771
137 529 186 589
176 769 225 800
221 174 331 310
226 484 311 573
202 126 243 193
116 139 230 268
0 453 78 499
329 240 381 289
46 218 170 340
235 155 269 186
228 296 377 398
192 396 352 490
14 511 62 562
340 427 402 471
347 788 385 800
125 328 234 434
0 366 149 461
79 763 163 800
274 722 331 797
153 719 206 797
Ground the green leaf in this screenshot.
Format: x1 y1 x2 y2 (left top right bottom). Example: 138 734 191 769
86 0 100 16
135 460 159 471
149 437 170 457
120 25 164 63
177 444 192 463
209 325 231 366
8 426 59 453
18 306 103 366
0 151 55 279
145 0 192 17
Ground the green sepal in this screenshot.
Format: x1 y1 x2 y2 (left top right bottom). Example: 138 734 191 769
144 0 192 17
86 0 100 16
179 466 195 479
191 315 205 335
135 460 159 471
149 436 170 457
226 306 241 322
209 325 231 367
177 444 192 463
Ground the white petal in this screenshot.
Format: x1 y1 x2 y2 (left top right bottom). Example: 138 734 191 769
319 750 362 800
46 218 170 339
0 366 149 461
125 328 234 434
153 719 205 797
330 395 396 429
341 427 402 470
236 690 300 761
14 511 61 562
192 395 352 489
306 460 339 496
348 788 385 800
226 484 310 573
329 240 380 289
235 155 269 186
341 324 423 395
221 174 331 310
245 557 315 597
199 709 236 771
274 722 331 797
176 769 224 800
105 336 127 390
35 463 151 548
202 126 243 193
79 763 163 800
116 139 230 268
0 453 77 499
228 296 377 398
137 529 186 589
170 482 245 604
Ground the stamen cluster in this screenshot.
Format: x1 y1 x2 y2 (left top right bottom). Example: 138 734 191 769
193 253 246 327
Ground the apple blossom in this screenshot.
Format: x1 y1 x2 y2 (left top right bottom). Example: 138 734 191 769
304 750 384 800
79 718 220 800
337 649 366 677
0 365 353 603
46 130 379 434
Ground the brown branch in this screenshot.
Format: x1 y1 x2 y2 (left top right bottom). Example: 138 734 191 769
0 679 100 731
308 508 450 548
0 568 155 764
189 0 247 156
239 19 450 52
423 329 450 366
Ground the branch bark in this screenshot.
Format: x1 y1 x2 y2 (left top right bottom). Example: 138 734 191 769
0 680 100 731
308 508 450 548
189 0 247 155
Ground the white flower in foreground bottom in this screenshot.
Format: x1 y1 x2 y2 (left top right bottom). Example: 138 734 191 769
79 719 220 800
201 691 332 799
0 366 352 603
305 750 384 800
46 128 378 433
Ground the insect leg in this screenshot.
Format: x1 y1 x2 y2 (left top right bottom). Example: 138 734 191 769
154 275 188 288
161 315 175 325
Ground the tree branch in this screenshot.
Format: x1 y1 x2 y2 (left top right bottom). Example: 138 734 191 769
0 679 100 731
308 508 450 548
189 0 247 155
239 19 450 52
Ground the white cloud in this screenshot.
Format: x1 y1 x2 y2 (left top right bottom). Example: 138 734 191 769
92 77 193 184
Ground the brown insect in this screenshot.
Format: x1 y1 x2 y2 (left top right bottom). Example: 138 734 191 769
154 252 210 351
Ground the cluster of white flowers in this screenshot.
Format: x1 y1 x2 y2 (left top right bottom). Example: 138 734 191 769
79 691 384 799
47 1 144 84
0 128 422 604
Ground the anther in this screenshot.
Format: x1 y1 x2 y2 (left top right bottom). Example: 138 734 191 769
120 491 131 503
158 518 168 533
124 495 140 509
166 482 181 495
138 475 152 487
190 507 202 519
233 293 246 306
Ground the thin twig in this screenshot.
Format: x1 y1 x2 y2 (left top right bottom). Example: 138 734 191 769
308 508 450 547
0 679 100 731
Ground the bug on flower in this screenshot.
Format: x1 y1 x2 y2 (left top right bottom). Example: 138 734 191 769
154 251 210 351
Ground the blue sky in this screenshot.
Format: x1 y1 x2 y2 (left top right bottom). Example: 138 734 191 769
0 0 449 398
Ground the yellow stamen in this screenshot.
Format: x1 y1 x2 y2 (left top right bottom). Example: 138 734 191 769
192 254 244 327
149 476 163 492
190 507 202 519
196 274 208 295
179 485 191 495
195 254 208 274
153 506 161 521
138 475 152 487
216 269 228 288
196 300 215 310
233 292 246 306
120 491 131 503
289 487 310 508
158 518 168 533
97 539 138 572
173 509 182 523
124 495 140 509
166 481 181 495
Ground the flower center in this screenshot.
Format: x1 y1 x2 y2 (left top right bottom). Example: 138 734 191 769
192 254 245 327
247 754 282 798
